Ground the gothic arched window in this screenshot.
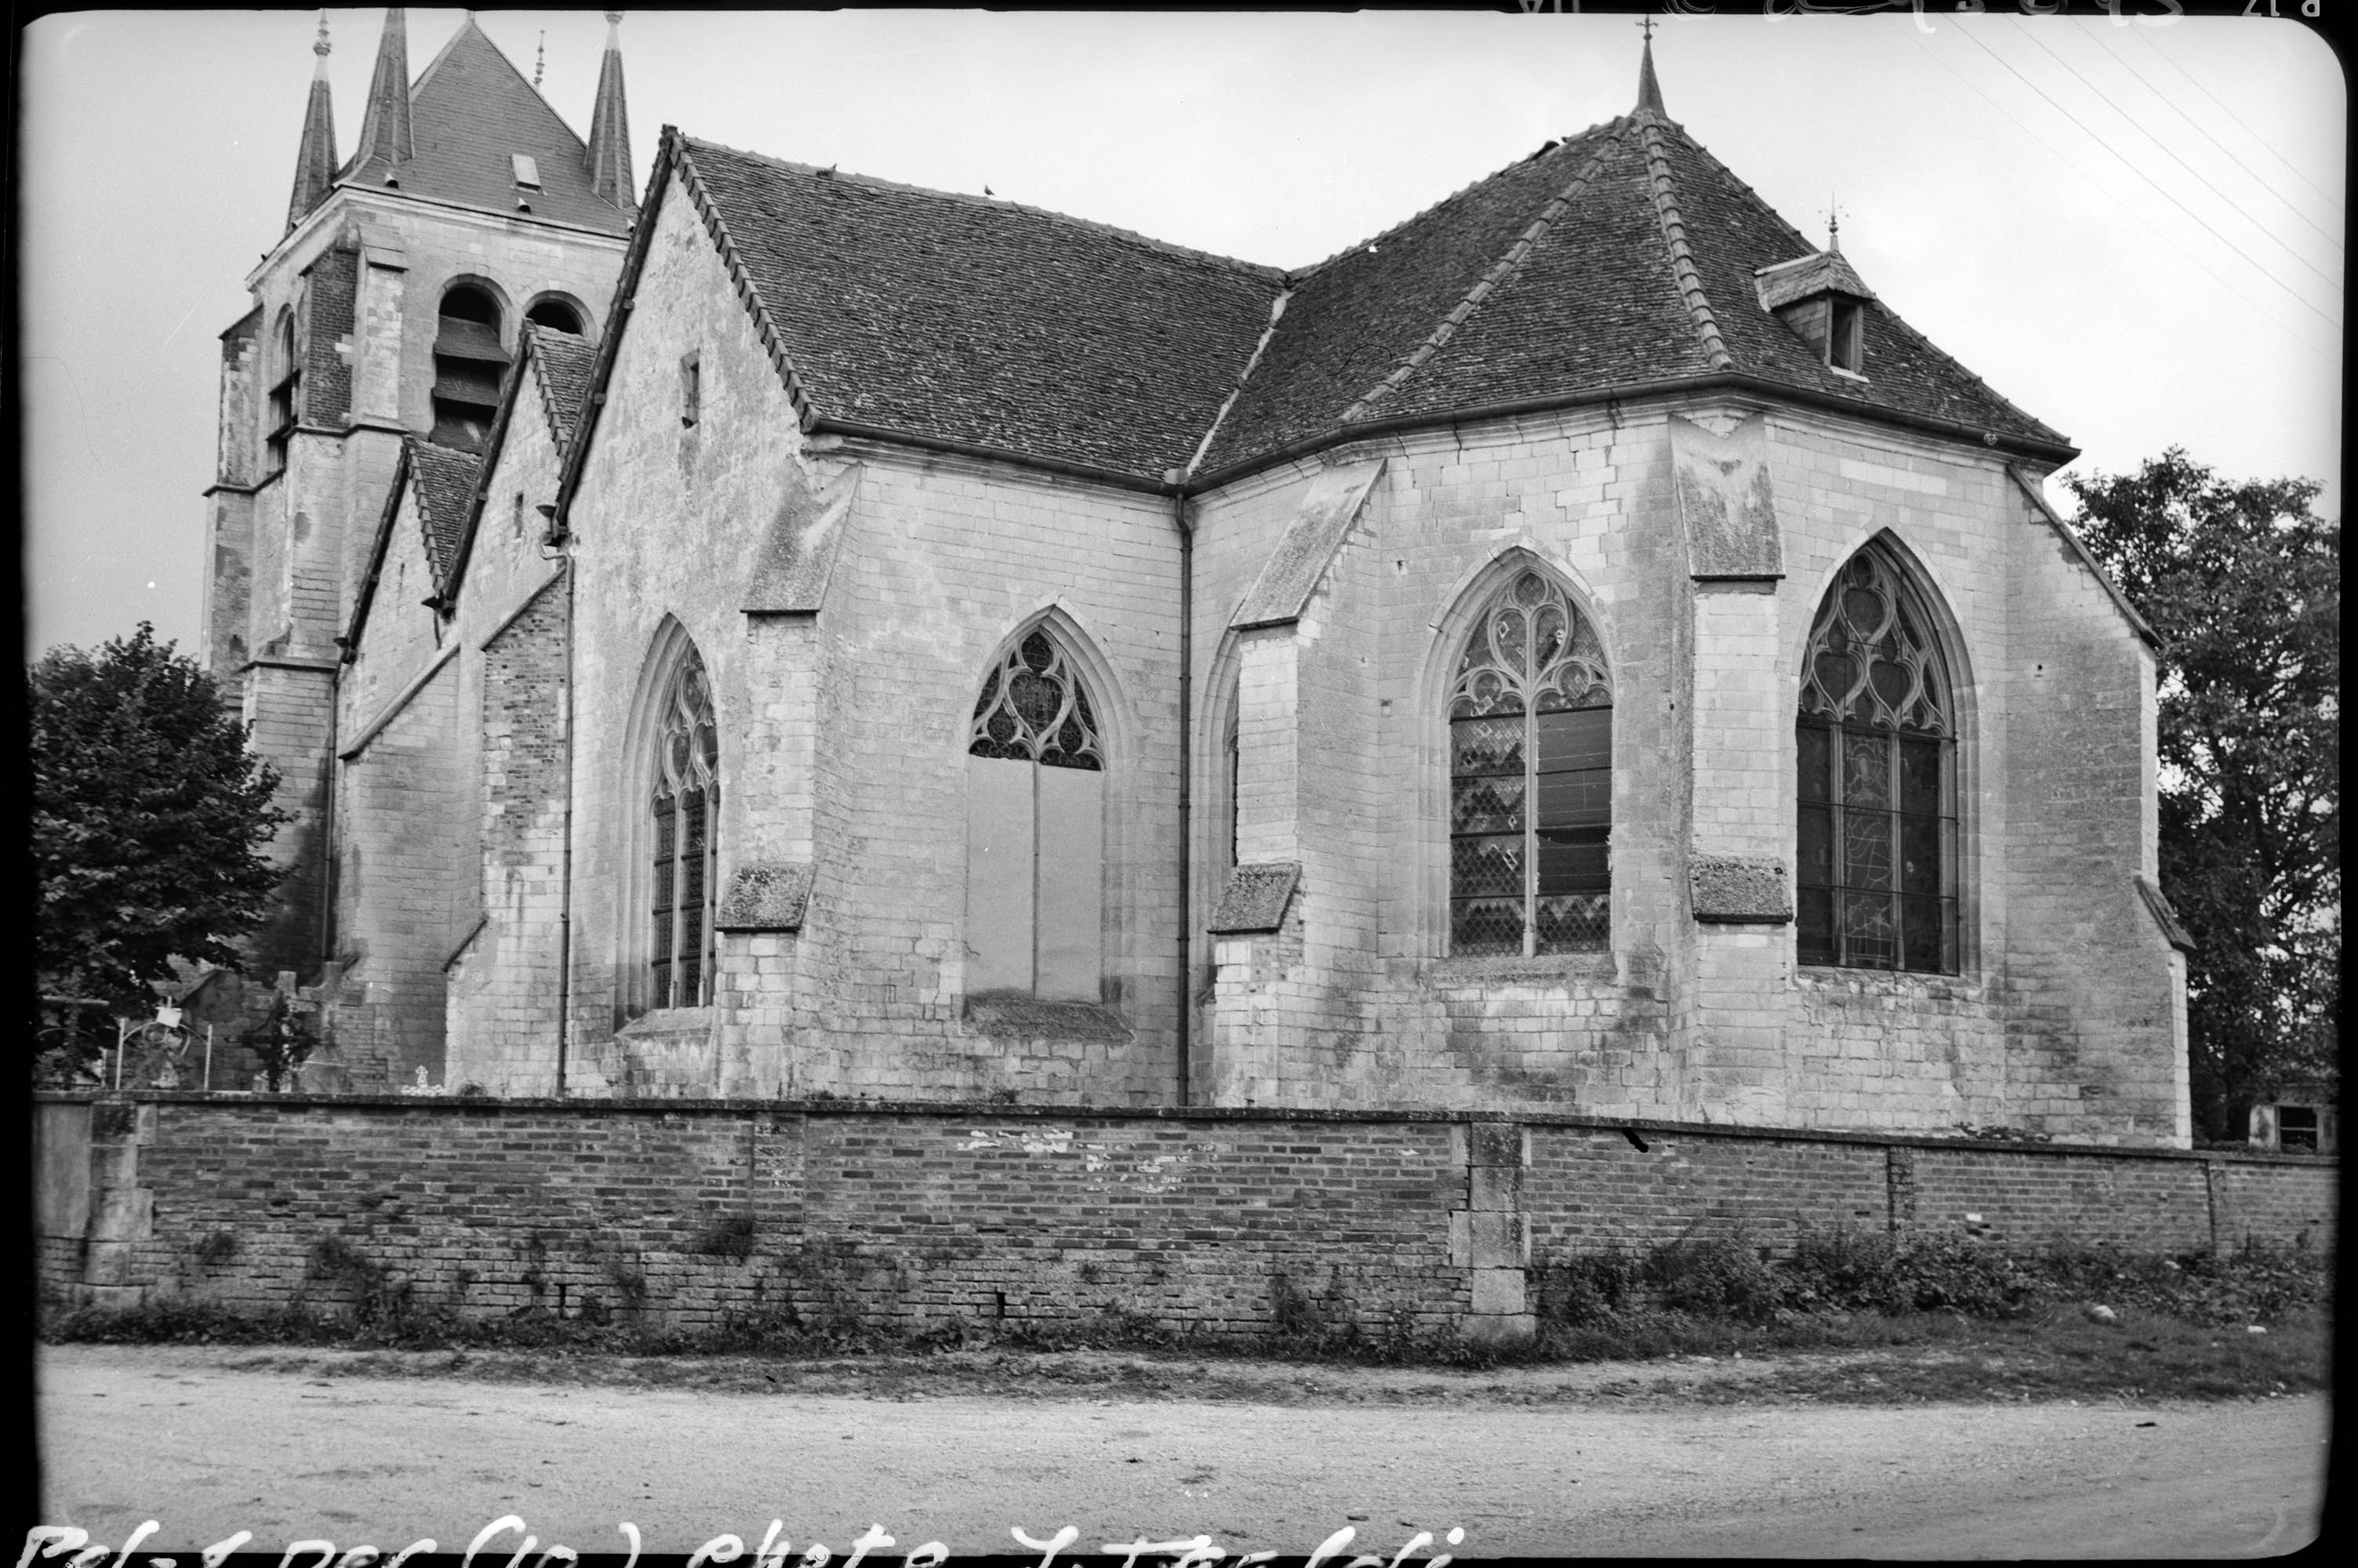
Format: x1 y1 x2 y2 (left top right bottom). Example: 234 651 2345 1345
649 649 720 1009
1796 546 1957 973
965 626 1106 1000
1448 569 1612 956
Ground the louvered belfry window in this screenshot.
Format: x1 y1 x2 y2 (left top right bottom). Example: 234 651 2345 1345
965 628 1106 1000
1448 571 1612 956
1797 547 1957 973
649 652 721 1009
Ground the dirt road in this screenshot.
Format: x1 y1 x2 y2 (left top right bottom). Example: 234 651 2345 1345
36 1345 2328 1559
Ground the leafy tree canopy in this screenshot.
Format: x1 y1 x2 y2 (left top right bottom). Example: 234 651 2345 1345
31 623 289 1016
2067 449 2340 1142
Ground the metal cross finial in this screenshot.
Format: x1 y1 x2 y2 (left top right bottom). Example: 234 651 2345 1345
1826 194 1845 252
534 31 545 86
314 9 330 56
1640 14 1656 43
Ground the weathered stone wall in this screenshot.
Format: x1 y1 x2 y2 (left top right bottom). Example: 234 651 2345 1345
33 1095 2334 1338
329 653 469 1089
204 187 627 992
561 167 1189 1104
1182 396 2179 1142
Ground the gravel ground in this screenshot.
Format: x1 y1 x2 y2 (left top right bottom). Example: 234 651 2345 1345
35 1343 2330 1559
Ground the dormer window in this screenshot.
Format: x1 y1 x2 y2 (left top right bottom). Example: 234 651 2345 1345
511 154 541 190
1827 299 1864 375
1755 252 1875 382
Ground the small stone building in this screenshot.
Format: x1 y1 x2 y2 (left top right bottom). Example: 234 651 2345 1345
205 16 2196 1145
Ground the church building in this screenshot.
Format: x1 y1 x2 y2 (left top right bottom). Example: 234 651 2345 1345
202 11 2196 1145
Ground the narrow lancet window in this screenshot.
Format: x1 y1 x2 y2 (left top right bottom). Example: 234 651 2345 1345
1796 546 1957 973
649 651 721 1008
1448 570 1612 956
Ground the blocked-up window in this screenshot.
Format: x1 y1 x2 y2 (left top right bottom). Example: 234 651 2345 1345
965 628 1104 1000
649 650 721 1009
1448 570 1612 956
1796 546 1957 973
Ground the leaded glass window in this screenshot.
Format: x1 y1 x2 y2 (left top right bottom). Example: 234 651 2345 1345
650 650 720 1008
1796 547 1957 973
1448 570 1612 956
966 627 1106 1000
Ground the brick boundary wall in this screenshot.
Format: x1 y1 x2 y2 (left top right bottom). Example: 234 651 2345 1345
32 1094 2336 1345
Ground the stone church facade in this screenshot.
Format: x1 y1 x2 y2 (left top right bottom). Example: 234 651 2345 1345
203 13 2196 1145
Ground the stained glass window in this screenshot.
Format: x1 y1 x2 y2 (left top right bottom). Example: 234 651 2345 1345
1448 570 1611 956
650 649 720 1008
1797 546 1957 974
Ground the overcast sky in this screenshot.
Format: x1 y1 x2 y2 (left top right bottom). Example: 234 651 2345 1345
17 8 2344 661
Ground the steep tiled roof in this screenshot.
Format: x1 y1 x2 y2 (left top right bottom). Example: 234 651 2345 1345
1645 125 2064 448
408 437 482 588
649 93 2066 492
675 136 1284 481
525 325 598 456
338 19 632 237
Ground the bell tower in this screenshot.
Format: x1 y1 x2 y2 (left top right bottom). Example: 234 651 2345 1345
199 9 638 982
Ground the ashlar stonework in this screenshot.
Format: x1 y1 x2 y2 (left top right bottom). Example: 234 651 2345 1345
203 18 2193 1146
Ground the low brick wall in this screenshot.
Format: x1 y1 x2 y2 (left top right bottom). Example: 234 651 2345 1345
32 1094 2337 1341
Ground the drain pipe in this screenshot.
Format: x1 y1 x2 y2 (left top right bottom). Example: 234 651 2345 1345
1172 487 1194 1108
541 507 578 1096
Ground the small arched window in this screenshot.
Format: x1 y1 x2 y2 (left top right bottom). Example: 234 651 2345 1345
525 297 583 336
649 649 721 1009
431 283 507 451
1448 569 1612 956
965 626 1106 1000
1796 545 1957 973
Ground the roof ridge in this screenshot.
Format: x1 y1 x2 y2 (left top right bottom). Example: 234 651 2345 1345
1636 114 1732 372
1339 121 1633 426
679 132 1286 283
1288 120 1619 285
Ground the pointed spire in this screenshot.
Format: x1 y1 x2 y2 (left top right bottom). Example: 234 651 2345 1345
586 12 635 211
1636 23 1666 118
354 7 415 172
288 13 340 228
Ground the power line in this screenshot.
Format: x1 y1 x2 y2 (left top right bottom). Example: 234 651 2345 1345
1949 24 2342 330
1900 27 2341 350
2074 15 2345 247
2018 20 2342 285
2116 18 2345 216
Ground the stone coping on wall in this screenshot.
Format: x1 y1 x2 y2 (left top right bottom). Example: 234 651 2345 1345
33 1090 2336 1168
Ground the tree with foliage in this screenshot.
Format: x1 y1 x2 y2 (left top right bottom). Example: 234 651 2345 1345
31 624 289 1062
2066 450 2339 1143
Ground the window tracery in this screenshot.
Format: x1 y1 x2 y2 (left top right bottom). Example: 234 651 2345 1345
649 650 720 1009
969 630 1103 771
1796 546 1957 973
1448 569 1612 956
965 624 1106 1000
